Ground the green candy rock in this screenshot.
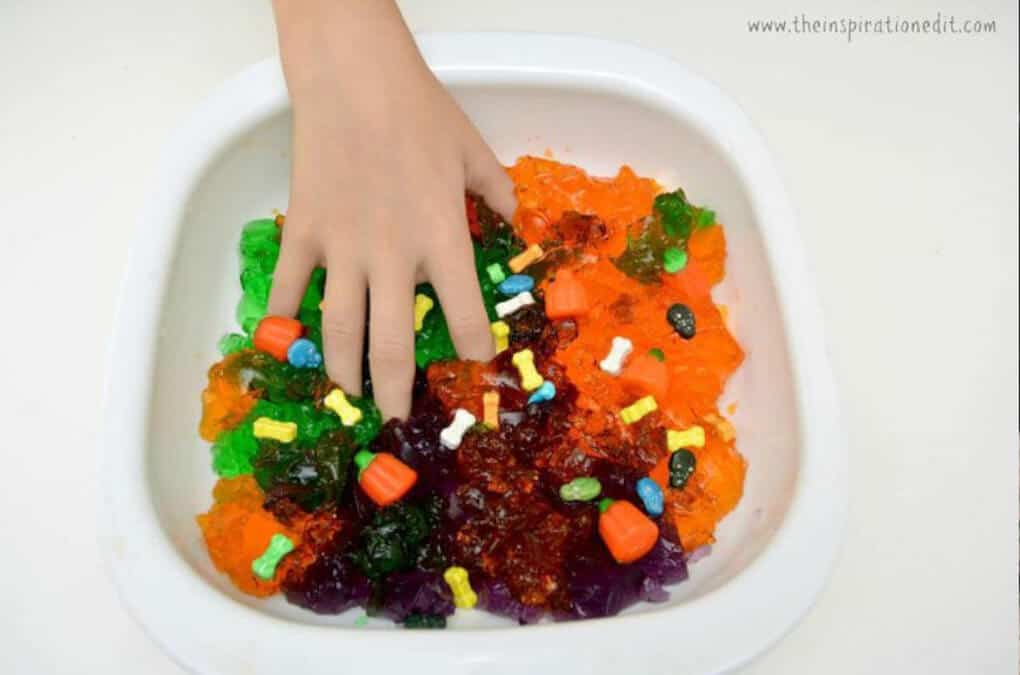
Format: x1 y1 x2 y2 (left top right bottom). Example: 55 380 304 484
486 263 506 284
559 477 602 502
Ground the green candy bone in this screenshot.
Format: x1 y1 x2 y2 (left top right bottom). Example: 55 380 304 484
251 533 295 580
559 477 602 502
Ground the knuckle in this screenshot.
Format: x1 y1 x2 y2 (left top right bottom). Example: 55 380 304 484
283 225 319 254
369 336 413 373
322 316 360 343
448 322 493 358
446 311 489 343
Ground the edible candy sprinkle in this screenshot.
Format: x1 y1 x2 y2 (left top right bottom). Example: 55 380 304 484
508 243 544 272
287 338 322 369
559 477 602 502
440 408 476 450
526 380 556 404
667 425 706 451
482 391 500 429
252 533 295 580
668 449 697 489
443 566 478 609
635 477 664 517
414 293 434 333
252 417 297 443
619 395 658 425
497 274 535 295
511 348 543 392
490 320 510 353
355 451 418 506
667 303 696 339
486 263 506 284
495 291 535 318
323 388 363 427
599 336 633 375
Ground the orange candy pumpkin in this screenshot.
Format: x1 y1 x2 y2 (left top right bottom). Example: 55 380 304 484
598 498 659 563
355 451 418 507
253 315 303 361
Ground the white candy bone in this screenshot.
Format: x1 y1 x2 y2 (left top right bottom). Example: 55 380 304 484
494 291 535 318
599 336 633 375
440 408 477 449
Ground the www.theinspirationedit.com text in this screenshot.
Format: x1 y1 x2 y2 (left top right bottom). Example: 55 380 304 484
747 12 997 42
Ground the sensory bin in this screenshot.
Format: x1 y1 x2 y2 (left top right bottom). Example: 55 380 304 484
197 157 746 627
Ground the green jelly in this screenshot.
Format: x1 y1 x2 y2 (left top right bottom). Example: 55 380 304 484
697 208 716 229
613 188 716 284
218 332 250 356
352 502 434 579
211 417 260 477
662 247 687 274
403 613 446 629
254 429 357 510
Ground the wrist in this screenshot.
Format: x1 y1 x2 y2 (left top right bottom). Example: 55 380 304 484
273 0 427 100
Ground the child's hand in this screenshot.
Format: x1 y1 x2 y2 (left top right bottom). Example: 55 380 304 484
268 0 515 420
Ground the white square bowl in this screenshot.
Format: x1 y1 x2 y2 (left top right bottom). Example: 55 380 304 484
101 33 845 675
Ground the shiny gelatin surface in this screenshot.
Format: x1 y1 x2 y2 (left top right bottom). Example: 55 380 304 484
195 156 745 625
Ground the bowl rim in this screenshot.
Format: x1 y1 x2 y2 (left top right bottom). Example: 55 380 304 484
100 32 846 675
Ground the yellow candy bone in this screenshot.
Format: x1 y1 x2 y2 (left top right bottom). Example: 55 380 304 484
323 388 364 426
508 244 544 273
667 425 706 451
619 395 658 425
443 566 478 609
490 320 510 353
482 391 500 429
414 293 434 333
511 348 543 392
252 417 298 443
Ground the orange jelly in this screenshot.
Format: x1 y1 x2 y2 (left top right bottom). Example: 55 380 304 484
507 156 746 551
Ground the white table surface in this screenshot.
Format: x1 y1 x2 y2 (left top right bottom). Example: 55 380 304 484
1 0 1017 673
